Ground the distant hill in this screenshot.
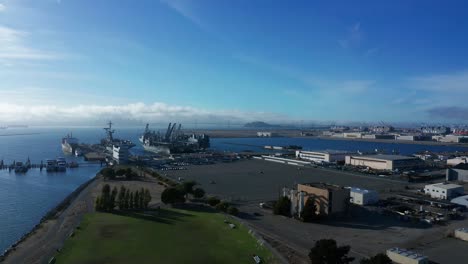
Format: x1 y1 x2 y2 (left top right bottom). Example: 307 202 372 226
244 121 280 128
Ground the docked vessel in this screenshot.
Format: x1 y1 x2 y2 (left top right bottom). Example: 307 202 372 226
101 121 135 164
62 133 79 154
139 123 210 154
46 158 67 172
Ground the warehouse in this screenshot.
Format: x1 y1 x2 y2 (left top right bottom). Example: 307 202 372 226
386 248 428 264
447 156 468 166
345 154 423 171
424 182 464 200
451 195 468 208
348 187 379 205
446 163 468 182
295 150 354 163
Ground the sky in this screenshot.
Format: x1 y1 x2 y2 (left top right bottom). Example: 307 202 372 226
1 0 468 126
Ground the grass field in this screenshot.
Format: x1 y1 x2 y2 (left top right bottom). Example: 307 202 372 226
55 208 275 264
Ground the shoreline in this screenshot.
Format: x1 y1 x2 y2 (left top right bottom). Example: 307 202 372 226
0 172 101 262
311 135 468 148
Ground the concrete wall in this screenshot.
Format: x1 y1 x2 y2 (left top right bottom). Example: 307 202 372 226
298 184 330 215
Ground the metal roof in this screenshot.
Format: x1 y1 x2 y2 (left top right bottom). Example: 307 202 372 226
426 182 463 190
350 154 418 161
451 195 468 207
387 248 427 260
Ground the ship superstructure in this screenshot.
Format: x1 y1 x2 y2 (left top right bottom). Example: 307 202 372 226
61 133 79 154
140 123 210 154
101 121 135 164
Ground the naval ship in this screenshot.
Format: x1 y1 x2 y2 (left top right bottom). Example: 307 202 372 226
62 133 79 154
139 123 210 154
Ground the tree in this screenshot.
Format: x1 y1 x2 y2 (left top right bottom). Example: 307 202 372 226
360 253 392 264
143 189 152 208
101 168 115 180
207 196 220 206
95 195 102 211
309 239 354 264
180 181 197 196
124 189 130 209
134 191 140 209
227 206 239 216
129 192 134 209
115 168 127 176
110 186 118 210
302 197 320 222
118 186 126 209
215 201 230 212
193 188 205 198
273 196 291 216
100 184 112 211
161 187 185 204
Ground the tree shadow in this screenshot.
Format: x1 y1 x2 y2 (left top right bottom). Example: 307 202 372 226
172 203 218 213
319 206 431 230
111 208 195 225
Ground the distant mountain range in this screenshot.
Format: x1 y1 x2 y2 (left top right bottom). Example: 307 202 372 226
244 121 282 128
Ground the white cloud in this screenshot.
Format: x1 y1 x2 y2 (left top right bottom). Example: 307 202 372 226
160 0 206 31
339 22 363 49
0 3 5 12
0 25 61 60
409 70 468 93
0 101 288 125
234 53 374 94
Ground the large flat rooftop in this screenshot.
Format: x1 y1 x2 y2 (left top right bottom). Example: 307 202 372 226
349 154 419 161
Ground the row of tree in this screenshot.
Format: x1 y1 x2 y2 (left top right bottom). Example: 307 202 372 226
95 184 152 211
309 239 392 264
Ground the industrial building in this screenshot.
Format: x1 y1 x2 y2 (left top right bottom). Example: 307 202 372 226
283 183 350 216
396 135 432 141
424 182 464 200
446 163 468 182
454 228 468 242
386 248 428 264
295 150 354 163
348 187 379 205
256 131 278 137
370 125 394 133
343 132 363 139
433 135 468 143
447 156 468 166
345 154 423 171
362 134 396 140
420 126 450 135
451 195 468 208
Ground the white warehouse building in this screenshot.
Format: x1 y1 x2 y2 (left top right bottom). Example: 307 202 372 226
424 182 464 200
295 150 354 163
345 154 423 171
349 187 379 205
386 248 428 264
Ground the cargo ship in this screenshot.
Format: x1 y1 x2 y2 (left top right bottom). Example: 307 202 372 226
139 123 210 154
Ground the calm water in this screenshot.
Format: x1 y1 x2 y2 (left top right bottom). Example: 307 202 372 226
1 127 468 253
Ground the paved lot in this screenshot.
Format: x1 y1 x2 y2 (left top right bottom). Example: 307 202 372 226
165 159 468 263
164 159 410 203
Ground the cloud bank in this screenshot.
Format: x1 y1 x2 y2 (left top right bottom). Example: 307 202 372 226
0 102 289 125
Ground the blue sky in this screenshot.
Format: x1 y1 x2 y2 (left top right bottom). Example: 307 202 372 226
1 0 468 125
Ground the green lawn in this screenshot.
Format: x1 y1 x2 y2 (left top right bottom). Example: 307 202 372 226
55 208 275 264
